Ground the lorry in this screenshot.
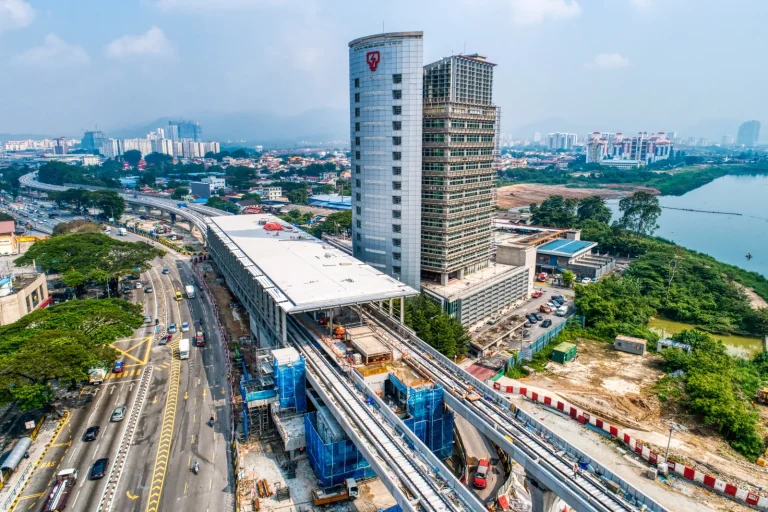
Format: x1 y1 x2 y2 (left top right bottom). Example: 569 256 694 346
473 458 490 489
185 285 196 299
177 202 187 208
179 338 190 360
117 227 127 236
42 468 78 512
88 367 108 385
195 331 205 347
312 478 358 506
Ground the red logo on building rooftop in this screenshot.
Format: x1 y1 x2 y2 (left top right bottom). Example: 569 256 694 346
366 51 380 72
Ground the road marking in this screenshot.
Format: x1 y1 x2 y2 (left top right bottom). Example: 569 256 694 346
145 339 181 512
93 444 100 460
184 481 188 495
15 492 44 501
127 490 140 500
209 478 213 491
152 395 158 404
71 490 80 508
202 389 206 398
184 391 188 400
49 441 71 448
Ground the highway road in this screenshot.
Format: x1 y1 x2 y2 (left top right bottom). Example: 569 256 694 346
13 230 234 512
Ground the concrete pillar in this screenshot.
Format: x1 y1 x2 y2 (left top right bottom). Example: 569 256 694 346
526 476 558 512
458 268 465 279
329 310 333 337
441 273 449 286
389 300 393 316
281 309 287 345
400 298 404 323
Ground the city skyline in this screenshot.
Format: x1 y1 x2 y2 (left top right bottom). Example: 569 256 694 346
1 0 767 139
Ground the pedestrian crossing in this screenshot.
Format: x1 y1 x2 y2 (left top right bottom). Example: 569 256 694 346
103 368 143 380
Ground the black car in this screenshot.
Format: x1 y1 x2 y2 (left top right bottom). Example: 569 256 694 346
523 321 532 328
83 426 100 442
90 458 109 480
527 314 538 324
534 313 544 321
541 319 553 328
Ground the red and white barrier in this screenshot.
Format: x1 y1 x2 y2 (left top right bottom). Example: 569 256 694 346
492 379 768 511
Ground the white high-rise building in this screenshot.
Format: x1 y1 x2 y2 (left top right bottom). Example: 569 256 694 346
548 132 577 150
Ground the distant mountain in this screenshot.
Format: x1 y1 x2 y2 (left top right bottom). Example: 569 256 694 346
109 108 349 147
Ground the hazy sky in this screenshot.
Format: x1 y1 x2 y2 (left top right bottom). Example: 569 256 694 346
1 0 766 136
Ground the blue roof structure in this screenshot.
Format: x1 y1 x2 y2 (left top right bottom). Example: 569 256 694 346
537 239 596 257
308 194 352 211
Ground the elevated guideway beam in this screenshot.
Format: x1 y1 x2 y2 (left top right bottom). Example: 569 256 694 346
363 306 669 512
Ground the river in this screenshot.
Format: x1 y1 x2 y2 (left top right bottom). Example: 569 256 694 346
648 317 763 358
607 174 768 277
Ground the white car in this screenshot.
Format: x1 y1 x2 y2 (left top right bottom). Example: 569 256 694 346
181 321 190 332
581 277 591 285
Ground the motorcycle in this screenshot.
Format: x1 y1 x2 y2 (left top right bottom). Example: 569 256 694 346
192 462 199 475
208 417 215 428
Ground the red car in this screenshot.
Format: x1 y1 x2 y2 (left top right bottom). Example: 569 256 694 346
113 361 124 373
159 334 173 345
473 458 490 489
531 290 543 298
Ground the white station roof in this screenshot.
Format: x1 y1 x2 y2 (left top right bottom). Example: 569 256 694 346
207 214 418 313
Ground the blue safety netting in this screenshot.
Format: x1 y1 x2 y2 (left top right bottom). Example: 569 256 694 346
379 506 402 512
274 356 307 413
305 412 375 487
402 383 454 460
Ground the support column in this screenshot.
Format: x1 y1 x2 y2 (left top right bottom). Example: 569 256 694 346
389 300 393 316
400 298 404 323
281 309 287 345
526 476 558 512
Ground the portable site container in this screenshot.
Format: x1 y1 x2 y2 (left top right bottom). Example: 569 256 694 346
551 342 577 364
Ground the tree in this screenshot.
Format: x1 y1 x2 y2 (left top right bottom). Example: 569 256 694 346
562 270 575 287
0 212 13 222
138 172 156 188
206 196 240 214
312 184 336 195
403 294 470 359
52 220 102 236
287 187 309 205
577 196 612 225
171 187 189 200
50 188 91 212
230 149 248 159
144 152 173 168
88 190 125 220
38 161 82 185
123 150 142 168
239 193 262 203
617 191 661 236
528 195 579 227
311 210 352 237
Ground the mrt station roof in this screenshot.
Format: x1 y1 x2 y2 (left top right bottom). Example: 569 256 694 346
206 215 418 314
536 239 596 258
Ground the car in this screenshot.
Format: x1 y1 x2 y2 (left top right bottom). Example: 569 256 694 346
534 313 544 321
83 426 100 442
111 406 126 422
552 297 564 306
523 321 532 328
181 322 189 332
527 315 538 324
90 458 109 480
144 315 152 323
591 277 598 283
113 361 124 373
539 305 552 314
546 301 557 308
162 268 170 274
160 334 173 345
581 277 591 285
135 281 143 289
531 290 543 298
541 319 553 328
473 458 490 489
168 323 177 333
144 285 153 293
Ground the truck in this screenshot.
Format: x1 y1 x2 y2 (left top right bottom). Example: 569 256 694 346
312 478 358 506
473 458 490 489
42 468 78 512
177 202 187 208
117 227 127 236
195 331 205 347
179 338 190 360
88 367 108 385
185 285 196 299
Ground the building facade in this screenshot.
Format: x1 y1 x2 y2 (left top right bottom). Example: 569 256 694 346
82 131 106 153
168 120 202 142
421 54 497 285
349 32 423 289
586 131 672 166
548 132 577 150
736 120 761 147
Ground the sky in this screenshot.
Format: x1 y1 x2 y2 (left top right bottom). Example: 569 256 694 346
0 0 766 138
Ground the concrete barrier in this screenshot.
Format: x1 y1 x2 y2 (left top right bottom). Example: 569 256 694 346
492 380 768 511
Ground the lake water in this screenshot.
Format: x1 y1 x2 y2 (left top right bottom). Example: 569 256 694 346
607 174 768 277
648 317 763 358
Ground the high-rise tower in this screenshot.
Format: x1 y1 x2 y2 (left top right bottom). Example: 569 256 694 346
421 54 497 285
348 32 424 289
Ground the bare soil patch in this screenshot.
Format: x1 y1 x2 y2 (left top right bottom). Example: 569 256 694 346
496 183 659 209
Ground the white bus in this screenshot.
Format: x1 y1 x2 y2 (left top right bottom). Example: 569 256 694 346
179 338 190 360
185 285 196 299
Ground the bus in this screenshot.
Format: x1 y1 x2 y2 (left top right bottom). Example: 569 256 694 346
175 291 183 301
185 285 195 299
179 338 190 360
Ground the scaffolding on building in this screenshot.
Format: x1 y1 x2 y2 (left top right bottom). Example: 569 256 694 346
273 350 307 414
305 408 375 487
240 349 277 440
389 374 455 460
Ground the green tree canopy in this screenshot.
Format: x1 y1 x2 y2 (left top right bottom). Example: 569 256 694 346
88 190 125 219
206 196 240 214
617 191 661 235
404 294 470 359
51 219 103 237
144 152 173 167
171 187 189 200
123 149 142 168
287 187 309 205
577 196 612 225
529 195 579 227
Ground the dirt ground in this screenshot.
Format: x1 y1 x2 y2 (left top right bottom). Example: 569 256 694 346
200 262 248 340
735 282 768 309
521 339 768 497
496 183 659 209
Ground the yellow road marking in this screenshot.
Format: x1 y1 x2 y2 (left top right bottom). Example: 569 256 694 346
202 389 206 398
145 332 181 512
184 392 188 401
15 492 44 501
127 490 140 500
184 481 188 494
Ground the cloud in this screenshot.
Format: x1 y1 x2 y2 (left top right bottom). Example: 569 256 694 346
11 34 90 69
106 27 173 59
508 0 581 25
585 52 630 70
0 0 35 32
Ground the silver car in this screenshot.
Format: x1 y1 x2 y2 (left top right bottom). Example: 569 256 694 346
111 406 126 422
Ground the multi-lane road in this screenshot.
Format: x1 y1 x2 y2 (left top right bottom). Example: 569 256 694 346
13 230 234 512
